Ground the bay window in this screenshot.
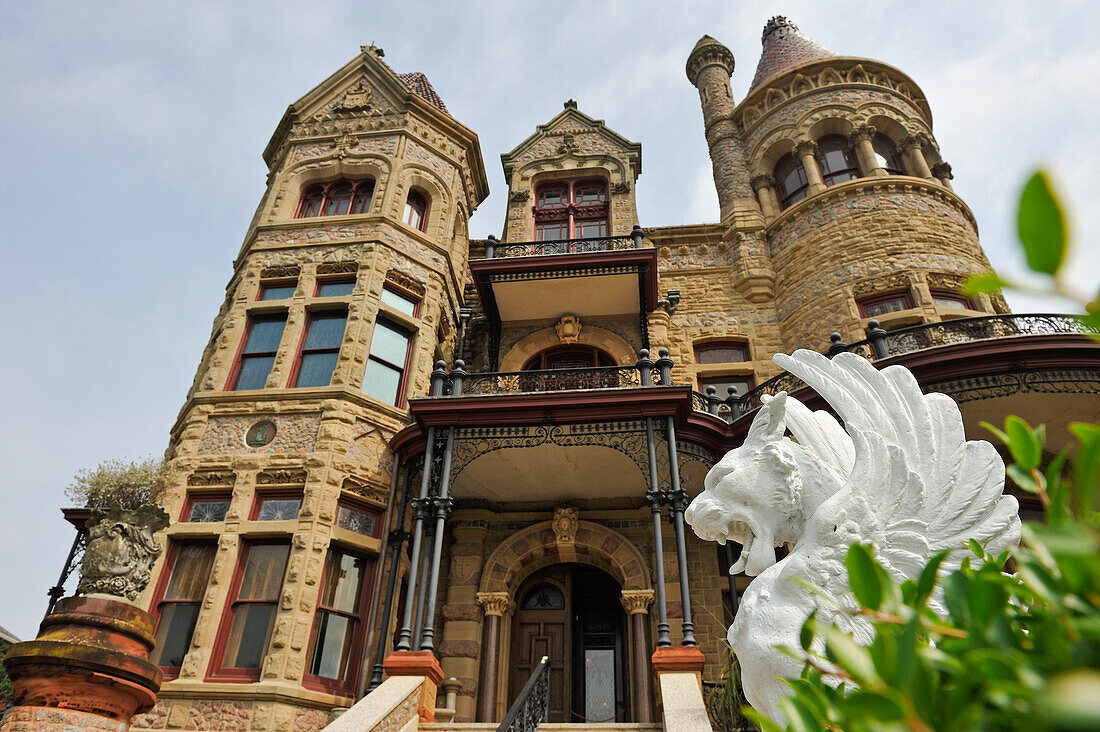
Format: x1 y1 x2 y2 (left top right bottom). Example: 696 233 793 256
363 319 413 406
534 179 608 241
229 314 287 391
306 548 376 693
295 180 374 219
292 309 348 388
212 542 290 679
150 543 216 673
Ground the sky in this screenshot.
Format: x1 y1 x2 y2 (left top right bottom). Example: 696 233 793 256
0 1 1096 640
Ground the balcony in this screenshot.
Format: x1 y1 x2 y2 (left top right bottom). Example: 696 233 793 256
469 227 659 368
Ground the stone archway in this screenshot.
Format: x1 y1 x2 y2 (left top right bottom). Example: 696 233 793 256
478 519 651 595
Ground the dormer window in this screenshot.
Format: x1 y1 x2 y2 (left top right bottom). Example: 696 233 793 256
403 190 429 231
296 180 374 219
534 179 608 241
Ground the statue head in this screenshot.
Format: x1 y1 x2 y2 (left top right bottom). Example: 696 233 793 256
686 393 850 576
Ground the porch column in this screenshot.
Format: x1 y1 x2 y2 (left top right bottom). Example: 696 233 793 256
850 124 884 176
664 416 696 646
621 590 656 723
419 425 457 652
643 415 671 647
474 592 514 722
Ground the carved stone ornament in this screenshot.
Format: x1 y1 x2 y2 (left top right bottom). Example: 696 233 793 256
685 350 1021 723
900 134 924 151
509 189 531 203
620 589 655 615
849 123 877 144
794 139 818 158
557 133 579 155
76 506 171 602
337 80 373 112
932 162 954 180
552 506 579 545
554 315 583 344
750 173 776 191
476 591 514 617
610 180 631 194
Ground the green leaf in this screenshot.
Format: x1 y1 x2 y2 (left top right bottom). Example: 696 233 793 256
843 690 906 720
943 570 970 626
960 271 1011 297
800 609 818 650
777 695 824 732
1007 464 1041 493
1017 170 1068 275
981 420 1010 445
1068 422 1100 513
823 626 880 685
916 551 950 604
846 543 884 609
1005 415 1043 470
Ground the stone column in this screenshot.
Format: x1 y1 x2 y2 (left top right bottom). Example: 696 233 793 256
750 173 780 220
850 124 883 176
621 590 656 723
438 519 490 721
795 140 826 194
474 592 514 722
932 162 955 190
901 135 935 180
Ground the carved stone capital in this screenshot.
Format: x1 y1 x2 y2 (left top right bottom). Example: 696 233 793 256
620 589 655 615
931 162 954 180
794 139 818 158
900 134 924 151
750 173 776 191
476 592 514 617
849 124 877 144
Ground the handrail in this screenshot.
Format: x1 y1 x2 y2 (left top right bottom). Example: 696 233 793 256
461 364 652 396
483 227 644 259
497 655 550 732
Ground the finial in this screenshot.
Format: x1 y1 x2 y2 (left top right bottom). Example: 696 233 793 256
564 99 578 109
361 44 385 58
762 16 798 44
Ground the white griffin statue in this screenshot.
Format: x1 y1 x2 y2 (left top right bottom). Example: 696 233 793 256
685 350 1021 722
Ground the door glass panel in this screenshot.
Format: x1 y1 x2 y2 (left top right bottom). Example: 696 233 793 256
585 649 616 723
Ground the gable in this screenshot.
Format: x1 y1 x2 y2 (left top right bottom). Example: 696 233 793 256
501 101 642 180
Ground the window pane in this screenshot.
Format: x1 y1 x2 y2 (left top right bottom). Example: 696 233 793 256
256 499 301 522
303 312 348 350
320 552 366 614
368 321 410 365
537 221 569 241
326 185 352 216
259 284 296 301
537 186 567 208
350 185 373 214
585 648 616 723
363 360 402 404
934 294 970 309
165 545 216 601
381 288 418 316
188 499 229 523
575 219 607 238
696 344 748 364
337 505 377 537
243 317 286 353
151 604 200 667
318 280 355 297
522 584 564 610
575 184 606 204
223 604 277 669
233 355 276 390
310 611 355 680
295 352 339 388
238 544 290 600
865 297 909 317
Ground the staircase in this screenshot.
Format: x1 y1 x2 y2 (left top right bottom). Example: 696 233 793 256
420 725 663 731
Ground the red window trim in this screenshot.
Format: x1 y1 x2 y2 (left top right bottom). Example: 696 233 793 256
929 288 976 310
313 276 357 298
179 490 233 523
335 496 385 539
286 306 349 388
206 540 291 683
403 190 430 232
301 545 378 696
249 488 305 522
366 318 415 408
693 340 751 364
295 179 375 219
224 312 288 391
532 177 609 240
149 540 217 680
857 289 916 318
381 283 422 318
256 278 298 301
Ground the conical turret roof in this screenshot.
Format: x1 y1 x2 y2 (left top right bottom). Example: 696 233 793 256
749 17 838 91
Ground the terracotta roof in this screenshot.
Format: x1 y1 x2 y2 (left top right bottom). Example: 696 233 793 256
396 71 449 114
749 16 838 91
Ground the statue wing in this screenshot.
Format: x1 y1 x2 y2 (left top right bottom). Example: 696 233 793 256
775 350 1020 582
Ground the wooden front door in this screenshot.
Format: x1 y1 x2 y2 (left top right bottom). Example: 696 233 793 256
510 565 628 723
512 568 571 721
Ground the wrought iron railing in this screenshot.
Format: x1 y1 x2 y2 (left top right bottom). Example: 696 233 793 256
724 313 1092 420
483 227 644 260
498 655 550 732
462 365 647 395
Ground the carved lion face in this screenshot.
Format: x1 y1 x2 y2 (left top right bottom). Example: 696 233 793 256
685 394 805 576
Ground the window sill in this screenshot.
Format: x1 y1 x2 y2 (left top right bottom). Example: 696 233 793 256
862 309 925 330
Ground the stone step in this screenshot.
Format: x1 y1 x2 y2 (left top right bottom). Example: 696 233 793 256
421 724 663 731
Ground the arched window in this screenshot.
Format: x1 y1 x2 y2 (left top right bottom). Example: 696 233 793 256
295 179 374 219
522 345 615 370
872 134 906 175
521 583 565 610
817 135 861 186
773 153 809 210
534 178 608 241
403 190 428 231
